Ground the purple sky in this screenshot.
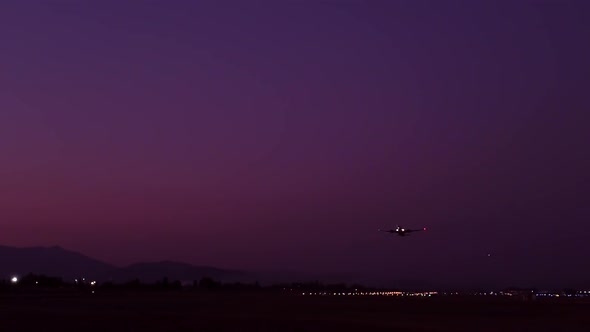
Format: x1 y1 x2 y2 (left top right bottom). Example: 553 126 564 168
1 0 589 288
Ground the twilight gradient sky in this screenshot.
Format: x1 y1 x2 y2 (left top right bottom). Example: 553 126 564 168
1 0 589 288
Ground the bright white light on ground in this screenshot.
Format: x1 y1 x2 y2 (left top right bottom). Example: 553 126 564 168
11 276 18 283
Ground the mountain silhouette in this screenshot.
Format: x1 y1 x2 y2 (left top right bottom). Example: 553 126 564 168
0 245 114 281
0 245 451 289
0 245 245 283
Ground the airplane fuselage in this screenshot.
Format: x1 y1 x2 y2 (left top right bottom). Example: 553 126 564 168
379 226 426 237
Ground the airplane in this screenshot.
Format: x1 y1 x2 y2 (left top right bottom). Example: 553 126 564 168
378 225 427 237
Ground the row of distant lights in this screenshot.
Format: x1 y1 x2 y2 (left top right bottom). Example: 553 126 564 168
10 276 96 286
302 291 590 297
302 292 438 297
75 278 97 286
442 292 590 297
451 291 590 297
470 292 514 296
9 277 590 296
537 292 590 298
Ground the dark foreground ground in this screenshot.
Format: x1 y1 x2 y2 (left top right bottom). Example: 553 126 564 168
1 290 588 331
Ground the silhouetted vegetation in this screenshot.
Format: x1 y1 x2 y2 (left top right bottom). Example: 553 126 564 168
21 273 64 287
266 281 382 294
0 274 382 294
1 274 587 297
